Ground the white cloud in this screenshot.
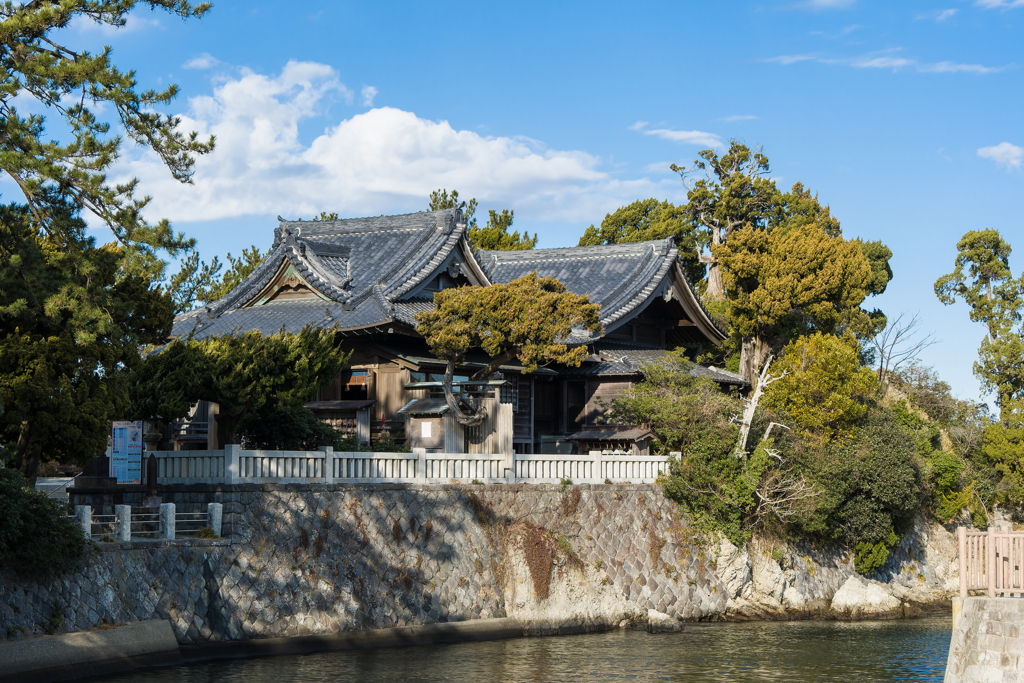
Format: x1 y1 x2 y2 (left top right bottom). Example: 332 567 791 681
975 0 1024 8
184 53 220 70
114 62 683 227
920 61 1005 74
628 121 649 131
851 56 915 70
360 85 378 106
978 142 1024 169
936 9 958 20
720 114 759 122
764 50 1008 74
637 127 723 147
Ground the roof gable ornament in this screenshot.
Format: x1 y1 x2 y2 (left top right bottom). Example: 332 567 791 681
244 260 329 307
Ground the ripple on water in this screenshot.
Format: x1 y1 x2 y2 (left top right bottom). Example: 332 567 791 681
96 615 952 683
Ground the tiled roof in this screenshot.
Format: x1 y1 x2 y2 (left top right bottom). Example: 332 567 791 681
479 240 676 330
561 340 748 385
169 209 725 350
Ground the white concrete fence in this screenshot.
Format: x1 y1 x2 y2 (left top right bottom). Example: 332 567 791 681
72 503 222 541
146 446 673 486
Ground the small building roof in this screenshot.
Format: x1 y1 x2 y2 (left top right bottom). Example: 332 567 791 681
567 426 657 442
304 400 376 411
397 398 450 416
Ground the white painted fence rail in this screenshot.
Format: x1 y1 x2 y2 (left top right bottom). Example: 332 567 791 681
147 447 671 485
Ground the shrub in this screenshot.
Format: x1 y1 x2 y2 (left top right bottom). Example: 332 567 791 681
804 409 922 571
0 468 84 576
763 333 877 442
241 404 346 451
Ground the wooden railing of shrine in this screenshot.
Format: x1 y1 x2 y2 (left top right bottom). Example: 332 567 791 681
958 526 1024 598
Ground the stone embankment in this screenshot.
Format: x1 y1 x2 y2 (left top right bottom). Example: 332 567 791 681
1 484 958 648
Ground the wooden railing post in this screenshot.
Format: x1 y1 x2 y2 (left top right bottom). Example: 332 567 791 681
958 526 968 598
987 528 997 598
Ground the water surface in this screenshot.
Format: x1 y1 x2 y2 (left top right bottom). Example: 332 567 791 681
100 615 952 682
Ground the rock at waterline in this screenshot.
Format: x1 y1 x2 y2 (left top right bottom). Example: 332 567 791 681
647 609 683 633
830 576 900 614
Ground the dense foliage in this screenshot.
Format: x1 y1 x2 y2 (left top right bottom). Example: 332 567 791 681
416 273 600 426
129 325 350 445
0 468 85 576
0 201 173 482
606 344 978 572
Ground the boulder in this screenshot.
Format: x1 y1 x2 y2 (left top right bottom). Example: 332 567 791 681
830 576 900 614
716 537 752 599
647 609 682 633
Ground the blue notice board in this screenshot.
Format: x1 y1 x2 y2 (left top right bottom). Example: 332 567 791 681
110 421 143 484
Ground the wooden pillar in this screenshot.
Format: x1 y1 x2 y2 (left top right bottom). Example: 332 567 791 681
958 526 968 599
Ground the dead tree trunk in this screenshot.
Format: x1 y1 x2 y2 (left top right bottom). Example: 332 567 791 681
736 354 788 457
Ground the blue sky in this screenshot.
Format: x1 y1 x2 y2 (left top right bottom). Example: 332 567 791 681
45 0 1024 406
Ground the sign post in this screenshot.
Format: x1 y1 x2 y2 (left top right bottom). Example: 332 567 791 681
110 420 143 484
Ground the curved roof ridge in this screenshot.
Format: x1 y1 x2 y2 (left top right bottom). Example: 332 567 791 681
480 239 671 266
277 207 459 236
384 212 466 299
594 243 659 323
364 213 457 300
602 241 678 328
205 241 291 316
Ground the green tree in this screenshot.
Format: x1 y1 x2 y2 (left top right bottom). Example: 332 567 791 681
0 201 173 483
0 467 85 576
935 229 1024 425
469 209 537 251
168 245 265 313
129 325 350 445
577 199 705 284
0 0 215 277
713 225 874 383
427 189 534 250
416 273 601 426
762 333 878 442
671 142 780 300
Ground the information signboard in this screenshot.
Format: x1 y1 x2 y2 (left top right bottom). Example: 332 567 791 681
110 420 143 484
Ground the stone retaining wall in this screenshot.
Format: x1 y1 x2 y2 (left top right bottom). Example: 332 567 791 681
945 597 1024 682
2 484 958 645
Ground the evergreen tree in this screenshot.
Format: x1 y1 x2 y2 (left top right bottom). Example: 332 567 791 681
0 0 215 277
415 274 600 426
935 229 1024 426
577 199 705 284
0 200 173 483
427 189 535 250
129 325 350 446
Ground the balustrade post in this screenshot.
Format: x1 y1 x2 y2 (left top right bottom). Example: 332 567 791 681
507 453 516 484
590 450 603 485
207 502 223 537
159 503 176 540
987 528 996 598
414 448 426 484
320 446 334 484
225 444 240 484
75 505 92 540
114 504 131 542
958 526 968 598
